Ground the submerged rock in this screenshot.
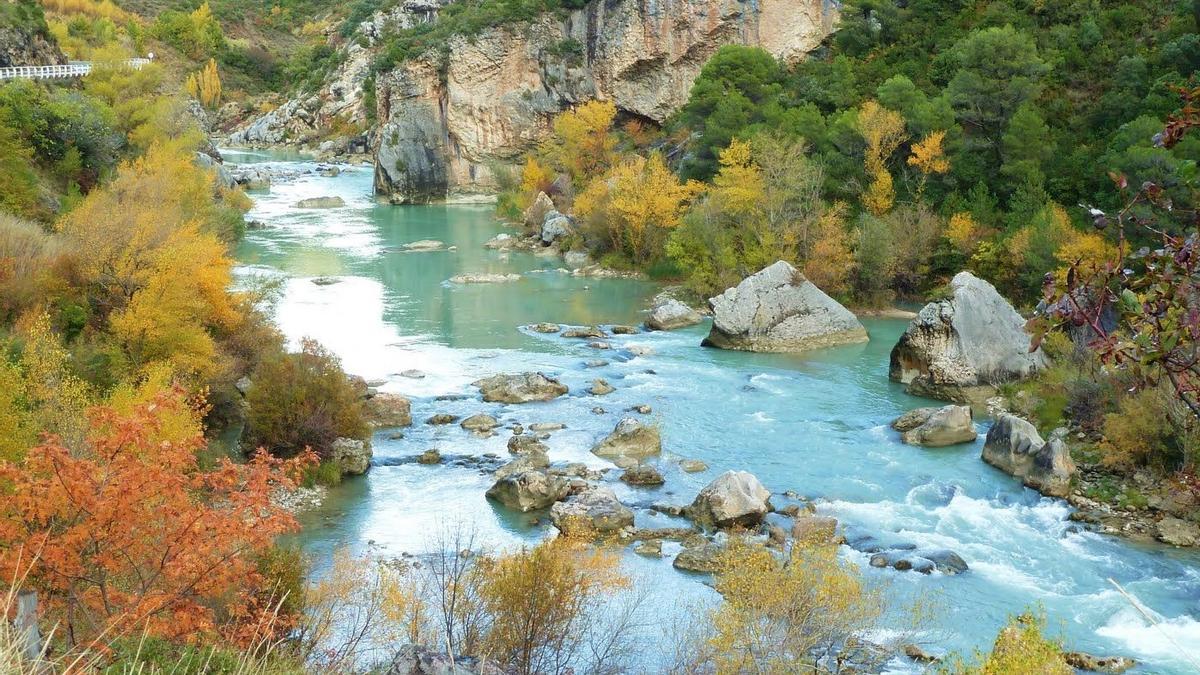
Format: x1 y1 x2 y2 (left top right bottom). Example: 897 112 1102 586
528 322 561 333
689 470 772 529
889 271 1046 401
1063 652 1137 674
332 437 371 475
590 418 662 463
550 487 634 537
645 296 702 331
620 464 665 486
507 435 548 455
474 372 568 403
449 273 521 284
589 379 615 396
460 414 500 433
704 261 868 352
402 239 447 251
486 471 569 512
893 405 977 447
426 413 460 425
981 415 1076 498
293 195 345 208
678 458 708 473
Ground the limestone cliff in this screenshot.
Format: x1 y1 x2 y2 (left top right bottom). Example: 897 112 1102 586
0 0 66 68
372 0 837 202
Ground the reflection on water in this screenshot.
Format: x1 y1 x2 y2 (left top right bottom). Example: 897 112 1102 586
228 149 1200 673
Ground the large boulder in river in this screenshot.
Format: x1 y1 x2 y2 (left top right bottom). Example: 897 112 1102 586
981 415 1076 498
550 487 635 537
486 470 569 512
890 271 1046 401
332 437 372 475
689 470 772 529
645 296 702 331
590 418 661 465
474 372 568 403
892 405 977 447
703 261 868 352
365 392 412 428
522 191 554 232
541 211 573 245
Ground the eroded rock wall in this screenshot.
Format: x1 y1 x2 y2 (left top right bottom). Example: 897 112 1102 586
373 0 837 202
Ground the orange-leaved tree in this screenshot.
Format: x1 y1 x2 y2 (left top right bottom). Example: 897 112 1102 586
0 386 314 648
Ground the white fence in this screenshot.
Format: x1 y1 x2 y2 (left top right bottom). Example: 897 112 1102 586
0 58 151 81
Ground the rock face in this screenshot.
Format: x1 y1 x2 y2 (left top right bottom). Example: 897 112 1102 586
0 12 66 68
645 296 703 331
486 471 569 511
689 470 772 528
889 271 1047 401
981 416 1076 498
704 261 868 352
550 487 635 536
892 405 977 447
590 418 661 464
474 372 568 403
372 0 836 202
332 437 372 475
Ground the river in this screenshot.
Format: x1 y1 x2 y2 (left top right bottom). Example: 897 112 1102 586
227 150 1200 673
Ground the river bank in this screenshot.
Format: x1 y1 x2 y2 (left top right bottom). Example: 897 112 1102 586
226 148 1200 674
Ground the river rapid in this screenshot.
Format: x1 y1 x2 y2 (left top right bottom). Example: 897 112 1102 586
227 150 1200 673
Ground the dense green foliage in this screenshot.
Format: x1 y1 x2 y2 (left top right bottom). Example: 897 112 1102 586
372 0 587 72
669 0 1199 303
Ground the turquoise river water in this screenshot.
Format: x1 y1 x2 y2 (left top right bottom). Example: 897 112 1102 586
226 150 1200 673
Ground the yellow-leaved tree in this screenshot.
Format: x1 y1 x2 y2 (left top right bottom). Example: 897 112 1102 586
803 202 856 297
57 141 244 382
185 58 222 109
686 539 889 673
907 130 950 197
545 100 617 186
946 211 984 254
858 101 908 216
575 152 703 263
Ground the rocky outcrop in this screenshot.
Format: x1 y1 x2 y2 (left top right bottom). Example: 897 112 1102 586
365 392 413 427
229 98 322 146
645 296 702 331
590 418 661 466
704 261 868 352
981 416 1076 498
486 470 569 511
372 0 836 202
551 487 635 536
474 372 568 403
688 470 772 529
332 437 372 475
0 6 65 68
892 405 977 447
890 271 1047 401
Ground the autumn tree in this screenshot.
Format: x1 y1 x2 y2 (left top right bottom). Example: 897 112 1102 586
57 141 246 382
804 202 855 297
185 58 222 109
0 387 312 648
858 101 908 216
908 129 950 197
473 537 630 675
575 152 702 264
544 100 617 187
683 539 888 673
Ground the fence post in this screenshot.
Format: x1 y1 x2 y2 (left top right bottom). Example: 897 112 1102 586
15 590 42 663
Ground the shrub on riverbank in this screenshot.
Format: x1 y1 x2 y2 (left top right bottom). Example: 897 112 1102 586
244 339 368 461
